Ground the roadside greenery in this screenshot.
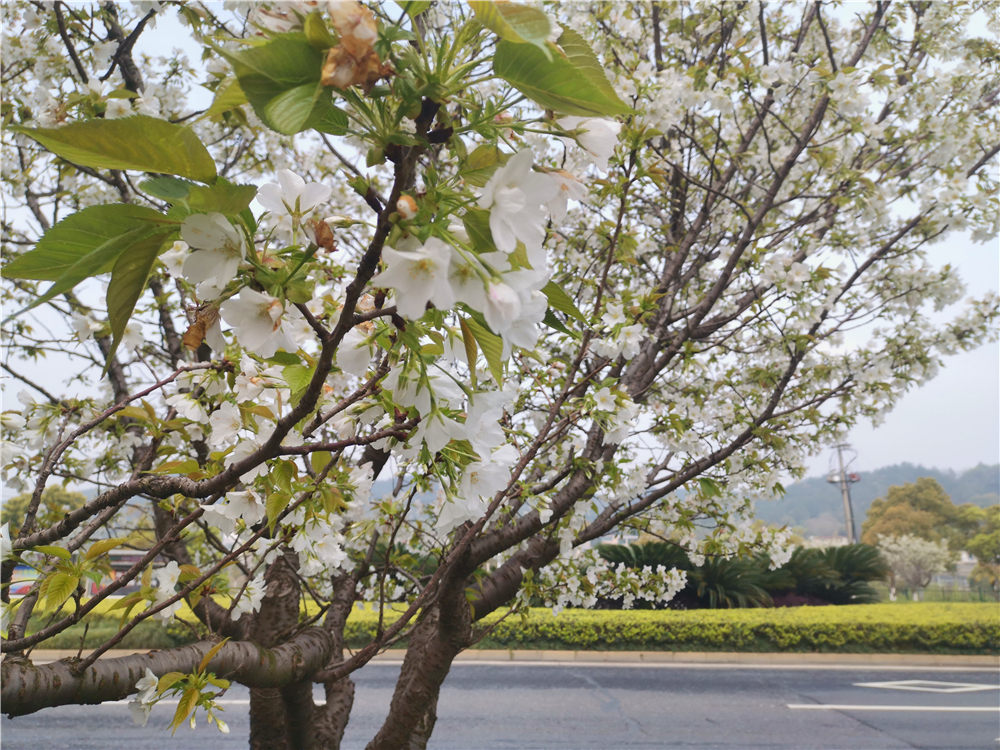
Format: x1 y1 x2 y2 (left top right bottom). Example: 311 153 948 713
597 542 889 608
38 603 999 655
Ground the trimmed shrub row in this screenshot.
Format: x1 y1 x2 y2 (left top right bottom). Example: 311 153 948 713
35 603 999 655
344 603 1000 654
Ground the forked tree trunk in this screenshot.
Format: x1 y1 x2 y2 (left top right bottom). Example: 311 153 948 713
249 550 318 750
365 574 472 750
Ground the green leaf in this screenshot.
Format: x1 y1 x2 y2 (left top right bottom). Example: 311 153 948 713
303 11 337 48
140 177 257 215
43 572 79 608
464 316 504 385
310 450 333 474
493 29 632 116
13 116 217 183
213 35 340 136
541 281 586 322
7 225 162 321
266 491 292 533
32 545 71 560
169 687 200 734
151 459 202 475
306 94 349 135
3 204 167 281
105 230 171 367
542 308 573 336
156 671 188 694
460 144 507 187
698 477 722 498
459 317 478 388
201 76 249 120
461 208 498 253
197 637 230 674
264 82 323 135
402 0 431 17
139 177 193 203
84 537 127 561
265 351 302 366
282 363 316 405
271 459 296 494
470 1 553 60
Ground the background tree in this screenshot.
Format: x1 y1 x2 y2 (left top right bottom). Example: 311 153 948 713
0 2 997 749
965 504 1000 598
860 477 988 549
0 487 88 533
877 534 952 600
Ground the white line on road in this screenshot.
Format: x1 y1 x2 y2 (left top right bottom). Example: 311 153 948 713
854 679 998 693
787 704 1000 712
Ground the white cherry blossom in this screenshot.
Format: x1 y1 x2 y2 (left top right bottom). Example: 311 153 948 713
159 241 188 277
220 288 297 358
337 327 373 376
483 282 521 333
209 401 242 448
71 312 101 342
374 238 455 319
593 387 617 412
546 169 588 222
232 578 265 621
165 393 209 423
105 99 132 119
180 213 247 299
478 149 558 255
256 169 331 221
602 302 627 327
558 117 622 173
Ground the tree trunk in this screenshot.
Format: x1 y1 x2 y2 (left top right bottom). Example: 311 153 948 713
307 571 360 750
365 574 471 750
249 550 317 750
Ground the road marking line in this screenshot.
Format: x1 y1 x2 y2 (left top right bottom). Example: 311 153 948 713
854 679 998 693
787 704 1000 712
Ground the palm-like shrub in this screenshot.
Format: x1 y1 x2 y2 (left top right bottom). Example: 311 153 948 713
690 557 773 608
597 542 772 608
596 542 890 608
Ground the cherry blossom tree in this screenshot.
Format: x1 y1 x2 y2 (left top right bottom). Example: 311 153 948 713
1 1 997 748
877 533 952 600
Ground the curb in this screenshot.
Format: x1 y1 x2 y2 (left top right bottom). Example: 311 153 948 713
28 648 1000 669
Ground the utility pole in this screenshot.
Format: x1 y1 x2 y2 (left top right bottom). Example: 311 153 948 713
827 444 860 543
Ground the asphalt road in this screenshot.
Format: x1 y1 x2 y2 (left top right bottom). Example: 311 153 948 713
2 663 998 749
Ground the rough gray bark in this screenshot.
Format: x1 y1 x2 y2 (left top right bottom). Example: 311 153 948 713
248 550 313 750
1 628 332 717
365 574 472 750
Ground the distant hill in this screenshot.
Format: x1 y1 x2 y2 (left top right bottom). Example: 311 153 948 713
756 463 999 536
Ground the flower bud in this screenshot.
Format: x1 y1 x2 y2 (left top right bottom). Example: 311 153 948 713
396 195 418 220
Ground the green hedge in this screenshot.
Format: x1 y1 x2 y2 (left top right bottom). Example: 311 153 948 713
344 603 1000 655
35 603 999 655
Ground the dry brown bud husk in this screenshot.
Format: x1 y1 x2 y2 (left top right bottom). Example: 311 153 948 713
182 306 219 351
321 1 385 93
